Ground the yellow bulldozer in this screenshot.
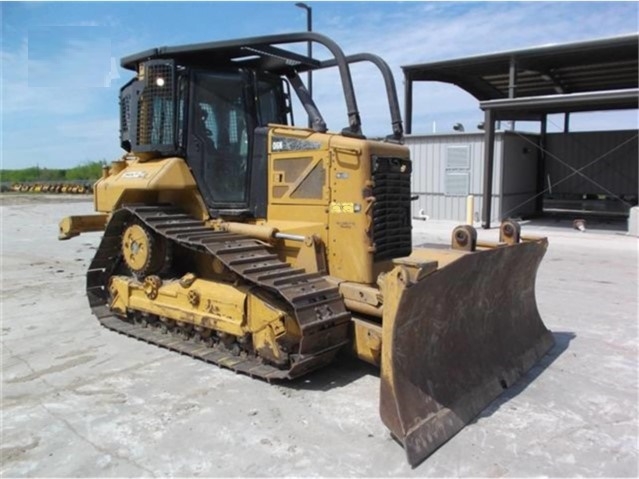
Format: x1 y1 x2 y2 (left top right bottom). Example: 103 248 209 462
59 32 553 466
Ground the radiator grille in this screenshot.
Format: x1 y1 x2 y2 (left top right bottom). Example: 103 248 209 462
370 156 412 261
120 92 131 135
119 89 132 151
137 62 174 147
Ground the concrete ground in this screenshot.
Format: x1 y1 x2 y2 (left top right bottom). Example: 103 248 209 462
1 195 637 477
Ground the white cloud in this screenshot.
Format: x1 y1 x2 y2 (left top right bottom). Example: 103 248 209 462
2 40 106 116
27 27 113 88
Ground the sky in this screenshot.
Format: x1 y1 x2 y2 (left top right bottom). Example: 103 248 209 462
1 1 638 169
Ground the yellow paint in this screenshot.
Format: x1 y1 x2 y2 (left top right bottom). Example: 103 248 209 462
58 214 108 240
326 135 409 284
351 317 383 366
94 157 209 221
109 273 295 361
110 275 248 336
247 294 294 364
121 224 151 272
378 264 407 436
89 125 410 286
466 195 475 226
407 247 470 269
266 127 331 269
266 128 409 283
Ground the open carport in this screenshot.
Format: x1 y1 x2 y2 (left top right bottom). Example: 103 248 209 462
403 34 638 228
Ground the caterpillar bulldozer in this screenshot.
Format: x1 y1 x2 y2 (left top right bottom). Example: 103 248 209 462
59 32 554 466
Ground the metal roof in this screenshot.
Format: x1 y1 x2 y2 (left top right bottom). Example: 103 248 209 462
480 88 639 121
402 33 639 101
121 33 323 72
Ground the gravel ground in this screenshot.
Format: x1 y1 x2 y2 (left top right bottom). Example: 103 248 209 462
1 196 637 477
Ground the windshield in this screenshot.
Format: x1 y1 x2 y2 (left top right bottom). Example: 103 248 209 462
188 71 288 211
257 79 287 126
191 72 250 204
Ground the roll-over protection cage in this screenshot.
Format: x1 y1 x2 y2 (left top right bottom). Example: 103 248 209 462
119 32 404 155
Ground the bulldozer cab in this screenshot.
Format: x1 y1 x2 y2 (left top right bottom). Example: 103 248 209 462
118 33 403 219
119 61 291 217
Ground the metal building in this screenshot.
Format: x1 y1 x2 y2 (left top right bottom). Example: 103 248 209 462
406 131 540 223
402 33 639 227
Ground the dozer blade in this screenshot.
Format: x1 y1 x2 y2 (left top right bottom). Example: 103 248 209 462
380 239 554 467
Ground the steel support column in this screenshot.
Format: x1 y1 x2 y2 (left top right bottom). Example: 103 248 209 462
481 109 496 229
508 57 517 131
508 57 517 98
536 114 548 214
564 112 570 132
404 76 413 134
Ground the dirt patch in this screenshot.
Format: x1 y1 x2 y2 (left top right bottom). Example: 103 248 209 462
6 355 97 384
0 437 40 463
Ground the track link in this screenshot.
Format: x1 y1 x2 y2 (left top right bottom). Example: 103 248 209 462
87 205 351 380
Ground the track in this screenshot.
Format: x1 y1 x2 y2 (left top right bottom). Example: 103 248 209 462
87 205 351 380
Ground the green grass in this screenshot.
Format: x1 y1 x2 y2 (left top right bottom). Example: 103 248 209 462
0 161 106 183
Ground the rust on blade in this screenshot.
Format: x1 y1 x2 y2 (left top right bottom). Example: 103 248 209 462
380 239 554 467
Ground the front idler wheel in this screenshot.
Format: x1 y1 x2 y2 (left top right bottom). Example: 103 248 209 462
121 222 169 277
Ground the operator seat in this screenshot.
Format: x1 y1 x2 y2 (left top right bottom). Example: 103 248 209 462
194 105 218 155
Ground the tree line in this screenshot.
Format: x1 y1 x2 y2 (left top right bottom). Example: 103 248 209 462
0 161 106 183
